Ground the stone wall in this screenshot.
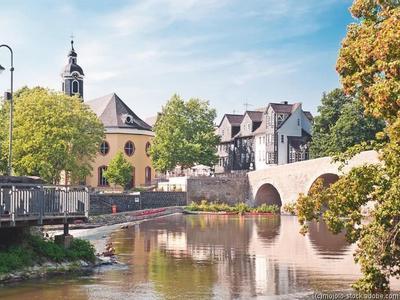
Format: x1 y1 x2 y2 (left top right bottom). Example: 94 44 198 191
141 191 186 208
186 174 249 205
90 191 186 215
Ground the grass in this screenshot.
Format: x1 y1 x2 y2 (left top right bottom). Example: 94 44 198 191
0 234 96 275
185 200 280 214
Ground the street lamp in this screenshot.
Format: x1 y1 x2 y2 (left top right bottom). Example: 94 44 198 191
0 44 14 176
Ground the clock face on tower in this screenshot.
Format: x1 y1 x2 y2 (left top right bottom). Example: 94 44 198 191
73 73 79 80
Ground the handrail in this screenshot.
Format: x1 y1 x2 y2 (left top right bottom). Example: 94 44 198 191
0 183 88 188
0 184 89 226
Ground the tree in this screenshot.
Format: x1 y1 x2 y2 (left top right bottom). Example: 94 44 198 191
310 89 384 158
295 1 400 292
0 87 104 183
150 94 220 173
103 152 133 190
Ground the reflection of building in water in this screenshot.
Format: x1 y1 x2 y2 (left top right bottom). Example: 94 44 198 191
157 231 187 257
100 215 363 299
254 216 281 243
249 216 360 295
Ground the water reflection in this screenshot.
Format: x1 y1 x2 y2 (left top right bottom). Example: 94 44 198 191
308 220 349 258
1 214 399 299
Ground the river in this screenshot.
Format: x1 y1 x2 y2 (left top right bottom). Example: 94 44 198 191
1 214 399 299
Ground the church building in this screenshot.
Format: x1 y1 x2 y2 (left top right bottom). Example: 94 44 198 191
61 40 155 188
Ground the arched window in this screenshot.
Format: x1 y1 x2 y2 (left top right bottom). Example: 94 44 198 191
145 166 152 186
145 142 151 157
98 166 108 186
72 80 79 94
124 141 135 156
99 141 109 155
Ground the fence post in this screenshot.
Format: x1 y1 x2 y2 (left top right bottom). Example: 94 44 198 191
85 187 89 218
63 187 68 224
10 186 15 227
38 185 44 225
0 188 3 228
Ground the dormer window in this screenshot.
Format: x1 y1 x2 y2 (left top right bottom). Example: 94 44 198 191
122 114 135 125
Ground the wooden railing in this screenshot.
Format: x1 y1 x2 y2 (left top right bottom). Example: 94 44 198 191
0 184 89 227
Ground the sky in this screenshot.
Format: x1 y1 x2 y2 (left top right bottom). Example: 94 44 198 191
0 0 355 121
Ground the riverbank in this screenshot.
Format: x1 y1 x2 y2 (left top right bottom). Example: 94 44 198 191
185 201 280 215
63 206 184 255
0 234 98 284
183 210 277 216
0 207 183 285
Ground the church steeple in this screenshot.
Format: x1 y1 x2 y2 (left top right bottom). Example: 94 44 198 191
61 39 84 99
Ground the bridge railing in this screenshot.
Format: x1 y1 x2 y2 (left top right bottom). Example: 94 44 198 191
0 184 89 226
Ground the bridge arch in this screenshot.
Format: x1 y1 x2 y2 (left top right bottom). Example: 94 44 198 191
254 183 282 207
307 173 339 194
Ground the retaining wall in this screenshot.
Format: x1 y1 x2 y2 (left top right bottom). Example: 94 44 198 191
186 174 249 205
90 191 186 215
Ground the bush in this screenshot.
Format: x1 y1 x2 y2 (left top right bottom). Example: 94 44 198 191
66 239 96 263
254 204 280 213
185 201 281 214
282 202 297 215
29 235 66 262
234 202 251 214
185 201 200 211
0 234 96 274
0 246 33 274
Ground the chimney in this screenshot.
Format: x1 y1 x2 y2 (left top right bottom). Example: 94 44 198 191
280 101 288 105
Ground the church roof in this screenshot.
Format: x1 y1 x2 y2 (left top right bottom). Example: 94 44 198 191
86 93 152 131
62 40 84 76
62 63 84 76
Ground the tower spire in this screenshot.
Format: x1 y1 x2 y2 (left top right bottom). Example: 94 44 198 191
70 34 75 51
61 38 84 99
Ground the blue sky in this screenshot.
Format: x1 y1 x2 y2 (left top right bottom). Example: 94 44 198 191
0 0 354 120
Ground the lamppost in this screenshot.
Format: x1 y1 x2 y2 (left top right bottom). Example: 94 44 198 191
0 44 14 176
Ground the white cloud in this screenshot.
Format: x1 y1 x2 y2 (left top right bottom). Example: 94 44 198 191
0 0 345 119
107 0 229 37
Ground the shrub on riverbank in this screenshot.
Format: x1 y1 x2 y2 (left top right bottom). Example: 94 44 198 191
253 203 280 214
0 234 96 274
185 200 279 214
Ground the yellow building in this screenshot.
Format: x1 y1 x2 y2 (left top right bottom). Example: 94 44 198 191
85 93 155 188
60 40 154 189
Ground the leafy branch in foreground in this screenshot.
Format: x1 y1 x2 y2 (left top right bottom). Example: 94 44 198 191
294 0 400 292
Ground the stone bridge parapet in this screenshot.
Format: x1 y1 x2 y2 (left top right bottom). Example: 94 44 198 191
247 150 380 207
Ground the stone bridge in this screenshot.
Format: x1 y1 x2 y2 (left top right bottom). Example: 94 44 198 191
247 150 380 207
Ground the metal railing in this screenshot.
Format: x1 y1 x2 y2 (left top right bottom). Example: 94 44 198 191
0 183 89 227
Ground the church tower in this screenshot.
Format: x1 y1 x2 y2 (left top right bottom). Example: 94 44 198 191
61 40 84 99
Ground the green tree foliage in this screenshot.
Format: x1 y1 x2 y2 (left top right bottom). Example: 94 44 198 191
0 87 104 183
103 152 133 189
150 94 220 173
295 1 400 292
310 89 385 158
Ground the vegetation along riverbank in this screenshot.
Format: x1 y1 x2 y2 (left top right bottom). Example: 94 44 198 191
0 231 97 284
184 200 280 215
